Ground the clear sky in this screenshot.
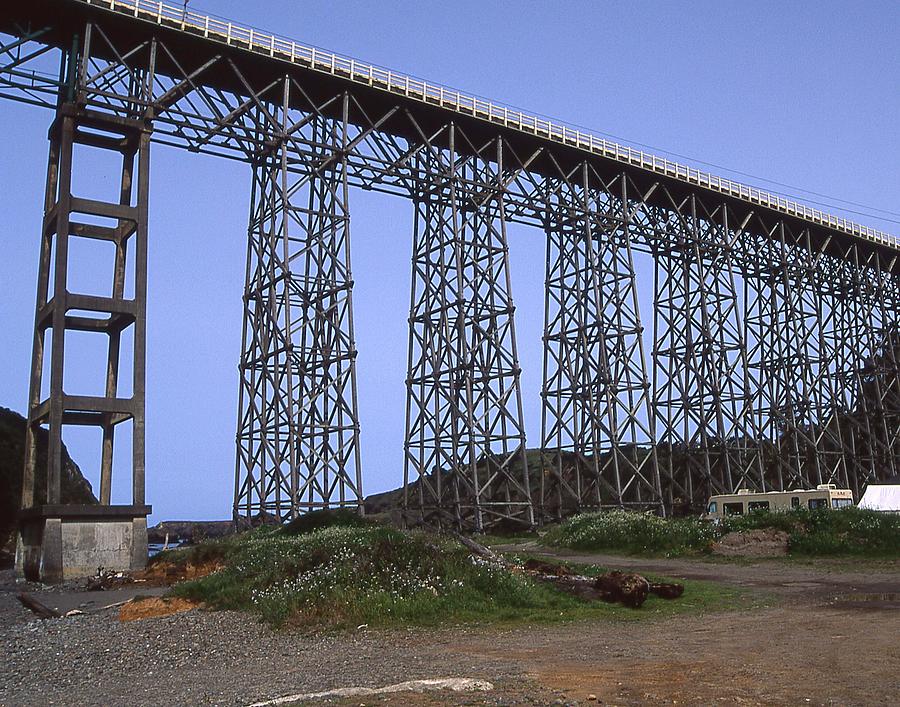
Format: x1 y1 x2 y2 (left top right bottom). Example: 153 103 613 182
1 0 898 522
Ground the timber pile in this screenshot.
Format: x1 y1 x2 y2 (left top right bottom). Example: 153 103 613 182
457 534 684 609
86 567 134 591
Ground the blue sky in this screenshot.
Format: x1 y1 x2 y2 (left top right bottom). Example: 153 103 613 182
1 0 897 522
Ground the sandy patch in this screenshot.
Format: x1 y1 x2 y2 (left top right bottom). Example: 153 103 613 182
136 559 223 585
119 596 200 622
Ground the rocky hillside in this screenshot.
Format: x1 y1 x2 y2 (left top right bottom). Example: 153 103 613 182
0 407 97 558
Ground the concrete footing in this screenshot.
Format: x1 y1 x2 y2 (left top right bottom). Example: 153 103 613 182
16 505 152 583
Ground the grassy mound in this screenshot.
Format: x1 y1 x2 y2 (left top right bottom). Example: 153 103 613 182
171 525 562 628
166 524 737 628
546 508 900 557
726 507 900 556
280 507 372 536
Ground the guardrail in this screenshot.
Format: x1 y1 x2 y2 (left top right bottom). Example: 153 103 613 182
79 0 897 248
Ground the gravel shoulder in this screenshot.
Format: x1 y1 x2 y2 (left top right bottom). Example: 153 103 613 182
2 553 898 706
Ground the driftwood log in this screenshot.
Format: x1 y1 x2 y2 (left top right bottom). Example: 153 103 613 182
541 568 684 608
454 535 684 609
453 533 508 565
17 592 62 619
649 582 685 600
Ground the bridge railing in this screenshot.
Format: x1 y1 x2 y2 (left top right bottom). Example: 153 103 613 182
78 0 896 248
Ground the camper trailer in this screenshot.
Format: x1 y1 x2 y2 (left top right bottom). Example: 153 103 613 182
704 484 853 519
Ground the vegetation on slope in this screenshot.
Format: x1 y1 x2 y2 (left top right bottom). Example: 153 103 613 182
544 510 719 556
161 520 738 629
545 507 900 557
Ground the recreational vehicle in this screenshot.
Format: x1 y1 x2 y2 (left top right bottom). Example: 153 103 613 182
704 484 853 519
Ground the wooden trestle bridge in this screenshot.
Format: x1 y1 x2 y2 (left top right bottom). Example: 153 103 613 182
2 0 898 535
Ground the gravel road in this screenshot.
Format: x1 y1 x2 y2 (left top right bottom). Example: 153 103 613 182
0 572 532 706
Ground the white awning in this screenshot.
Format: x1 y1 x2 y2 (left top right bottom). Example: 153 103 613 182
858 485 900 512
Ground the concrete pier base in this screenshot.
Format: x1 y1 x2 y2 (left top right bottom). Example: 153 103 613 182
16 505 152 583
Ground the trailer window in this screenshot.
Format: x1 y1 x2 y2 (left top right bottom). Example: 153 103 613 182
791 496 800 508
723 502 744 516
808 498 827 509
832 498 853 509
748 501 770 512
707 501 718 514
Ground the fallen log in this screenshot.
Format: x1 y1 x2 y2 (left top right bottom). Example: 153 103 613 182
529 572 605 601
452 533 507 565
523 558 573 576
452 536 685 609
527 567 684 607
17 592 62 619
649 582 685 600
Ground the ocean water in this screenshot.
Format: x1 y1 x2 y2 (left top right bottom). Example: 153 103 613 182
148 541 185 557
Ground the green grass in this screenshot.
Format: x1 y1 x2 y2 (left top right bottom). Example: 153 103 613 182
150 529 249 569
508 552 751 613
280 507 374 536
544 510 719 556
545 507 900 558
477 532 541 547
731 507 900 556
164 524 743 629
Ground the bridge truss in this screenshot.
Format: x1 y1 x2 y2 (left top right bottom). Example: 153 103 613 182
2 0 898 530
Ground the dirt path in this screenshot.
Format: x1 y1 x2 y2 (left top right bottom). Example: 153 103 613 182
494 543 900 602
458 603 899 705
460 547 900 705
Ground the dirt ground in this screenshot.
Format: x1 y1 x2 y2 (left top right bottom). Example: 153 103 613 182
3 550 898 706
481 547 899 705
118 596 200 622
319 549 900 706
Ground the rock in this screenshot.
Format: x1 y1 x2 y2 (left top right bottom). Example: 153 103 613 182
0 407 97 557
594 571 650 608
711 528 789 557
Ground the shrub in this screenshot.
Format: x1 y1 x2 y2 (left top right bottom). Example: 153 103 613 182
722 509 799 534
544 511 718 556
775 507 900 556
279 507 372 536
546 507 900 558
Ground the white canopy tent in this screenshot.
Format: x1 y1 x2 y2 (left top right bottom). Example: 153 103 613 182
858 485 900 512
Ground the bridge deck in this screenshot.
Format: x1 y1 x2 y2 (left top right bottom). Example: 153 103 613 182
1 0 896 255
